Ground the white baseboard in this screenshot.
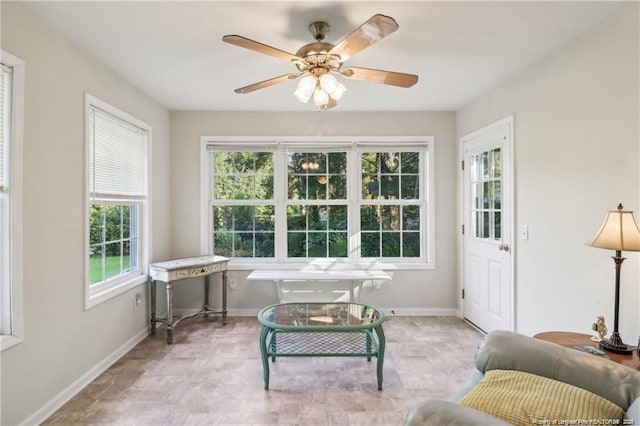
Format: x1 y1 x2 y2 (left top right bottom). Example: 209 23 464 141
176 307 459 318
21 327 149 426
378 307 458 316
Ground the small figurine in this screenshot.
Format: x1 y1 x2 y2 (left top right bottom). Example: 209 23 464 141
591 315 608 342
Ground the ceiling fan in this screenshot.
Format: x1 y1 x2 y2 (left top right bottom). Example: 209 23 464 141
222 14 419 110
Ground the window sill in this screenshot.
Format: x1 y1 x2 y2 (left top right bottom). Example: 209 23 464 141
1 333 24 352
227 259 435 271
85 274 148 310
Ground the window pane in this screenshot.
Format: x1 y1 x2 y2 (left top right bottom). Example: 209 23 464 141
255 206 274 231
382 176 399 198
494 180 502 210
214 152 233 174
234 233 253 257
287 205 306 231
214 152 274 200
329 232 348 257
104 242 122 281
287 232 306 257
382 232 401 257
89 245 104 285
361 232 380 257
213 206 233 231
308 233 327 257
328 152 346 174
401 175 419 199
89 204 104 245
255 233 274 257
307 206 326 230
401 152 419 173
360 205 380 231
403 205 420 231
328 206 347 231
381 206 400 231
214 232 233 257
233 206 254 231
214 175 234 199
328 175 346 199
402 232 421 257
492 148 501 178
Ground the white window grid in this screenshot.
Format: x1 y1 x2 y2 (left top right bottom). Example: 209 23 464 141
202 138 434 269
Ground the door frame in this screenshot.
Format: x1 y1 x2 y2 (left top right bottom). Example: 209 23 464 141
458 115 515 332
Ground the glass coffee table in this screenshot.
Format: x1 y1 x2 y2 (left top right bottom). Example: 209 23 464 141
257 302 386 390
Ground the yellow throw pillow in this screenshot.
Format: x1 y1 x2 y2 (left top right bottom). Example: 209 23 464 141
459 369 625 426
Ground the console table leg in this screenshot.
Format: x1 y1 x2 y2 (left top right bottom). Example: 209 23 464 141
222 271 228 325
375 325 386 390
150 280 157 334
259 326 270 390
203 274 211 316
166 283 174 344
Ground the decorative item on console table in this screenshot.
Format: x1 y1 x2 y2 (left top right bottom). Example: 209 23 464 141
588 204 640 354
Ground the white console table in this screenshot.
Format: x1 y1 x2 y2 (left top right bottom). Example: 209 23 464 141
247 269 391 302
149 255 229 344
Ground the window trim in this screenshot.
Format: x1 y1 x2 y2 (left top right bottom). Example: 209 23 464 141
1 50 25 352
200 136 435 270
85 94 151 309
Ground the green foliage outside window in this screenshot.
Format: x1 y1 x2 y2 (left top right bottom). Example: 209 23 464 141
89 204 137 284
210 147 425 260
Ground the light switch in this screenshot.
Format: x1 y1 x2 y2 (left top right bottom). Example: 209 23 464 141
521 225 529 240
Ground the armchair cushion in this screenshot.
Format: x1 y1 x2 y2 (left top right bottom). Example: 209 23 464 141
458 369 625 425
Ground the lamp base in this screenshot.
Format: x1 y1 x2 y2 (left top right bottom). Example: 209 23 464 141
599 332 633 355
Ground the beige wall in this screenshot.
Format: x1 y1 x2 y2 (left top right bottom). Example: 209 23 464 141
169 111 459 314
0 3 171 425
456 4 640 338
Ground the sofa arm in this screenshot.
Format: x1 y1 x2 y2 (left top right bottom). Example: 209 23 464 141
475 330 640 410
403 400 511 426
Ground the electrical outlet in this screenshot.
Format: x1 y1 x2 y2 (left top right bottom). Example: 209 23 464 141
134 292 142 311
229 278 238 290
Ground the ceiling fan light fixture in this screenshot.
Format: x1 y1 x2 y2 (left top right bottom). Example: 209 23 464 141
329 82 346 101
312 87 329 107
223 14 418 111
294 75 317 103
319 73 338 94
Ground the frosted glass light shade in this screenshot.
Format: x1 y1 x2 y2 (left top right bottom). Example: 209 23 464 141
329 82 346 101
589 205 640 251
319 73 338 94
294 75 317 103
313 88 329 107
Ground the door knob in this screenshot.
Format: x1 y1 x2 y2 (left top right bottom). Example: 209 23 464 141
498 243 510 252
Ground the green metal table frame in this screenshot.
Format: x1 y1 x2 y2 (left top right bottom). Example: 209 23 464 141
257 302 386 390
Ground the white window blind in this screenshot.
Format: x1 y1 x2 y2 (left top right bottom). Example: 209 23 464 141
88 106 147 198
0 64 11 192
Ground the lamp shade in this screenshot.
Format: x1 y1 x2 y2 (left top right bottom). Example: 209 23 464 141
589 204 640 251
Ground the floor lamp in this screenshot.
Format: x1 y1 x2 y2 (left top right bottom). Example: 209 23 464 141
588 203 640 354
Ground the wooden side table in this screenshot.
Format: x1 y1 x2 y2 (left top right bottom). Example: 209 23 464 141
534 331 639 370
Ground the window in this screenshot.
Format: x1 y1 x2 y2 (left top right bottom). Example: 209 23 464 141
1 51 24 351
86 95 150 308
203 138 434 268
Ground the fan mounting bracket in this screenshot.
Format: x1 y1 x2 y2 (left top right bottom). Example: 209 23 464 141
309 21 330 41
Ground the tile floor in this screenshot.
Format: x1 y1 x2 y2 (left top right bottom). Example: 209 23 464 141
43 316 483 425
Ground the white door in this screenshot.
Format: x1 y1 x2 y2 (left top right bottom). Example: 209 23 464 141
461 117 513 333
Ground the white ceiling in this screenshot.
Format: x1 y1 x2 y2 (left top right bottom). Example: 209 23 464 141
19 1 627 112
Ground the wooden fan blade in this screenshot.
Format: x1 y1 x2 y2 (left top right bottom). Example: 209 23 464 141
234 73 300 94
222 35 300 62
341 67 418 88
328 14 399 61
